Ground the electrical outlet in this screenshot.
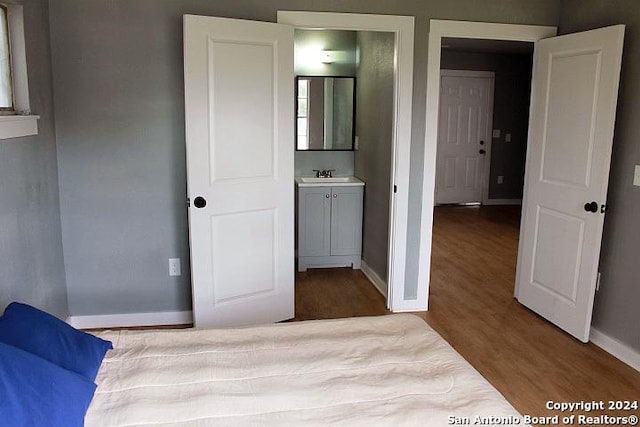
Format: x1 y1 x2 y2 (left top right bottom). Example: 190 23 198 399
505 133 512 143
497 175 504 184
634 165 640 187
169 258 181 277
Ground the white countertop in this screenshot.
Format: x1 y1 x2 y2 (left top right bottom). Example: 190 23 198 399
295 176 365 187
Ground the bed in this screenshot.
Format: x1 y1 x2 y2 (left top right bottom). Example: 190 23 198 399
85 314 524 426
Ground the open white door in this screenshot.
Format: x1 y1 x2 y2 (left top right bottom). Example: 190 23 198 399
184 15 294 328
516 25 624 342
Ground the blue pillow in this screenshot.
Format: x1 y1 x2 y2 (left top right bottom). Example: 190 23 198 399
0 302 112 381
0 342 97 427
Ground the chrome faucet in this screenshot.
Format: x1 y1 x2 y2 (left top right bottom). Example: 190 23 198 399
313 169 335 178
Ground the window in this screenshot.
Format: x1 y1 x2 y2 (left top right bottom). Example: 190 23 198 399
0 3 38 140
0 5 12 110
296 78 309 150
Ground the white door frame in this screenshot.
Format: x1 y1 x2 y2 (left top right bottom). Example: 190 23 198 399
278 11 415 311
438 69 495 205
418 20 557 308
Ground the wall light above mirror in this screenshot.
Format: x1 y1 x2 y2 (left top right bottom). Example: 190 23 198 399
296 76 356 151
297 49 348 65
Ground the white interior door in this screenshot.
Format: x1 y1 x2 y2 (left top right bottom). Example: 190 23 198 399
516 25 625 342
436 71 493 204
184 15 294 328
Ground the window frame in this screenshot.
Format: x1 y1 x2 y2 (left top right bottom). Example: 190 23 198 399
0 3 39 140
0 3 14 113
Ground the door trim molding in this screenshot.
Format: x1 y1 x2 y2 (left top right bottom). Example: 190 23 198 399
278 11 415 311
418 20 557 309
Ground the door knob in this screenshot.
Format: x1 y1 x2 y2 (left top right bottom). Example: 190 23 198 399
479 149 486 154
584 201 598 213
479 140 485 145
194 196 207 208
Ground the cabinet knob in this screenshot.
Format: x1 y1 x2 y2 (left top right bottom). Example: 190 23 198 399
333 194 338 198
325 194 330 198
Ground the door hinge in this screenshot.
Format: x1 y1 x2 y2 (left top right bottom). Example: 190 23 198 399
595 271 602 291
394 185 397 193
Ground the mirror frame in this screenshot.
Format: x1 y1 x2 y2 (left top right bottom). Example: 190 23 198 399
295 75 357 151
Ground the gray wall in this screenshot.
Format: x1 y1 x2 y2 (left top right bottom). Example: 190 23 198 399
48 0 561 316
295 151 354 177
441 50 533 200
559 0 640 352
0 0 67 318
354 31 395 282
49 1 192 315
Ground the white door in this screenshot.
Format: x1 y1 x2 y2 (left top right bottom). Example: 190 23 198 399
184 15 294 328
516 25 625 342
436 71 494 204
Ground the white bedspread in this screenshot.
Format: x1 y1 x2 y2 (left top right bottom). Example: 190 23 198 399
87 314 523 426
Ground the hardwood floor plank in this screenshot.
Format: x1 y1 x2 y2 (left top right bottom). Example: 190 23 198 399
294 267 389 321
421 205 639 418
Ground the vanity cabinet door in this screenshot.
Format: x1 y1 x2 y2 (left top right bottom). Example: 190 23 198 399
298 187 332 257
330 186 363 256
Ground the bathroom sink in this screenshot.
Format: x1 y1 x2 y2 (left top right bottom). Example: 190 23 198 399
296 176 365 187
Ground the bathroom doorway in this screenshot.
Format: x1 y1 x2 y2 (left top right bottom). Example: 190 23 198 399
279 12 415 312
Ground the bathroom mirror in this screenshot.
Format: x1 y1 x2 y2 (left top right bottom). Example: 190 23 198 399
296 76 355 151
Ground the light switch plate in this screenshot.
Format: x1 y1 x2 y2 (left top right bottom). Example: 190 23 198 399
492 129 501 138
505 133 512 143
634 165 640 187
497 175 504 184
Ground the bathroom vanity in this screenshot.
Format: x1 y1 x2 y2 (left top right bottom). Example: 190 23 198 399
295 177 364 272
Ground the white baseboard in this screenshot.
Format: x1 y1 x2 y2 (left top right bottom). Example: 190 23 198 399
483 198 522 206
590 328 640 372
361 260 387 299
67 310 193 329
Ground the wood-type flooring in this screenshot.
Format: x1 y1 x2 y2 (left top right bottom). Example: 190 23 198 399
295 205 640 420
